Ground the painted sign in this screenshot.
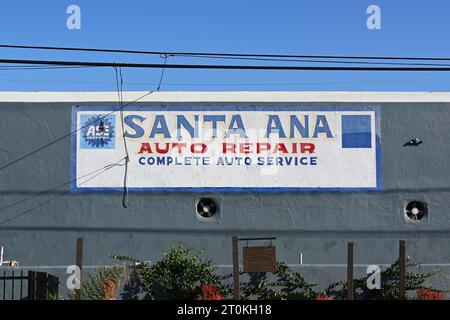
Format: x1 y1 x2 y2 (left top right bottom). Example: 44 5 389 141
71 106 381 192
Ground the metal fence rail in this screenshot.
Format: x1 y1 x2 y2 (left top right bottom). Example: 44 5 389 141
1 270 27 300
0 270 59 300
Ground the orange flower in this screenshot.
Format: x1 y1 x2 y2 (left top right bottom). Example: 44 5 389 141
416 287 445 300
101 277 118 300
198 284 224 300
315 294 333 300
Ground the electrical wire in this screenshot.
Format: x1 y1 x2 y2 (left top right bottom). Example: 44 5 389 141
0 90 154 172
157 54 168 91
115 67 129 208
2 43 450 61
0 65 102 71
0 158 127 226
0 157 127 212
3 58 450 71
6 53 450 68
0 55 172 214
175 54 450 67
0 54 171 178
0 63 171 218
1 77 449 87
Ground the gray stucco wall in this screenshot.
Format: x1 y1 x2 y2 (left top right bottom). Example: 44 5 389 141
1 100 450 295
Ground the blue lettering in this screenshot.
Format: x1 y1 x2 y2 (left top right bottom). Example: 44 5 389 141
177 115 199 139
290 115 309 138
124 115 145 138
149 115 171 138
265 115 286 138
204 115 226 138
225 115 247 138
312 115 332 138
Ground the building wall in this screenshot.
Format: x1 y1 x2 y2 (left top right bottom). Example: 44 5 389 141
0 93 449 293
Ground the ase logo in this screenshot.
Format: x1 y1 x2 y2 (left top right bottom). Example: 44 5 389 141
80 114 116 149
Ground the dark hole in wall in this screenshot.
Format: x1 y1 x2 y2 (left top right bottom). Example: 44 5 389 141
197 198 218 218
405 201 427 221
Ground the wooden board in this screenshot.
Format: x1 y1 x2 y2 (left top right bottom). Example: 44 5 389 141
243 246 276 273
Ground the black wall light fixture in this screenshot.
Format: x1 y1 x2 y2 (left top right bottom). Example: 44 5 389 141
403 138 423 147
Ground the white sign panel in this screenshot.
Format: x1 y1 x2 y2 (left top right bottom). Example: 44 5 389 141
71 106 381 191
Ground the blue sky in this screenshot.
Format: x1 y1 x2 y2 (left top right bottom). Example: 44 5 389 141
0 0 450 91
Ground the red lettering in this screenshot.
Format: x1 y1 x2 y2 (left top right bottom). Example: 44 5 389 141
273 143 288 154
239 143 252 154
301 143 315 154
172 143 187 153
138 143 152 154
222 143 236 154
191 143 207 154
155 143 170 154
256 143 271 153
291 143 298 153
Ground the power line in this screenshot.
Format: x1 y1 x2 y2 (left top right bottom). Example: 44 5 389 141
115 67 129 208
2 43 450 61
0 90 154 172
6 48 450 68
0 63 170 218
0 157 127 212
157 54 169 91
1 77 449 86
0 159 126 226
178 54 450 67
0 58 170 173
3 58 450 71
0 65 100 71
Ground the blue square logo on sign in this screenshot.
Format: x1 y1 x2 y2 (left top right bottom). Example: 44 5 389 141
80 114 116 149
341 115 372 148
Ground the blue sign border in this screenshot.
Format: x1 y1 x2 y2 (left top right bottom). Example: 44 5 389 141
71 105 381 193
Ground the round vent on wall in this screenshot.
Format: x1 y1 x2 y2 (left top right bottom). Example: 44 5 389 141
196 198 218 218
405 201 427 221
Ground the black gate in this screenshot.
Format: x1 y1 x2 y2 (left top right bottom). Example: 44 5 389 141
0 270 59 300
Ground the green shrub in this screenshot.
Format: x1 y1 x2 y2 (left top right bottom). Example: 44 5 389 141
325 257 440 300
110 246 231 300
241 261 317 300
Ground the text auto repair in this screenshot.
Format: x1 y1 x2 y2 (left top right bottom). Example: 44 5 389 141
123 114 325 167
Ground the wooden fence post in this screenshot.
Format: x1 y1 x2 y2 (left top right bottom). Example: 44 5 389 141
27 271 36 300
75 238 83 300
399 240 406 300
347 242 354 300
232 236 240 300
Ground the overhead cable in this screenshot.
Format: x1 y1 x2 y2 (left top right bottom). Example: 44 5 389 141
0 158 127 226
0 91 154 172
2 58 450 71
115 67 130 208
0 157 127 212
1 43 450 61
